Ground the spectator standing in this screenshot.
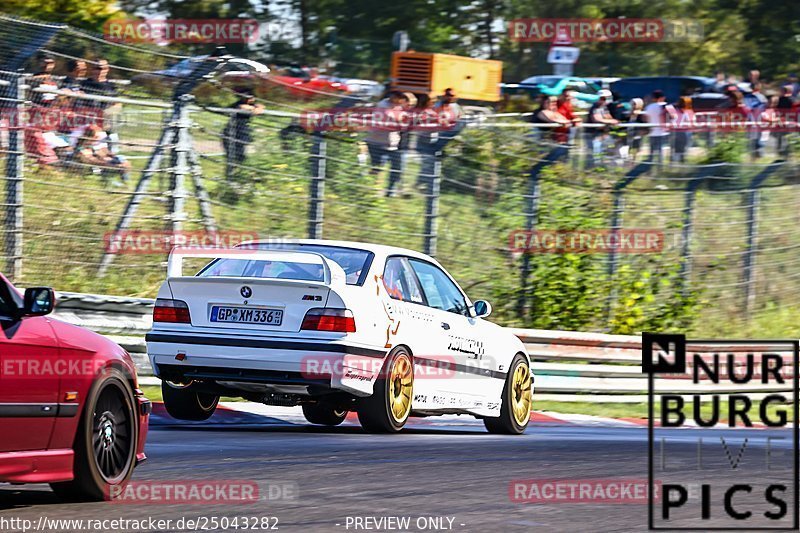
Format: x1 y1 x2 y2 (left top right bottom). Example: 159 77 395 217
365 91 404 177
625 98 647 161
414 93 437 189
411 88 466 188
671 97 694 163
746 82 768 159
385 92 416 197
713 70 728 92
643 90 674 166
584 89 618 168
434 88 462 122
222 91 264 179
775 86 795 157
557 89 582 144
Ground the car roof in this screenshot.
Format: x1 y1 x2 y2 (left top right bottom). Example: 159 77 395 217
612 76 714 83
240 239 434 262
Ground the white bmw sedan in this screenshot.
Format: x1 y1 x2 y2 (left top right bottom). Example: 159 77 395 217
146 240 533 433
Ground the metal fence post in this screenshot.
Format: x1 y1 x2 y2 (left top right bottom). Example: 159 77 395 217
308 133 326 239
678 177 704 293
423 151 442 257
517 159 542 317
3 72 25 280
169 94 192 234
604 164 648 324
517 146 569 318
742 162 781 315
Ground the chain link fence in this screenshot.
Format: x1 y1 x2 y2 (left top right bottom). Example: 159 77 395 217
1 14 800 334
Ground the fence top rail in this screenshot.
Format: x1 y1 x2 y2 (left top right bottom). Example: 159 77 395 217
30 86 173 109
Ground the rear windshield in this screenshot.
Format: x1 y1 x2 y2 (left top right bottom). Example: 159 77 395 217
197 258 326 282
196 244 373 285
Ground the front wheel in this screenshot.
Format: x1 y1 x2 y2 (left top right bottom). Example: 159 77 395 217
51 368 138 501
484 354 532 435
357 348 414 433
162 381 219 421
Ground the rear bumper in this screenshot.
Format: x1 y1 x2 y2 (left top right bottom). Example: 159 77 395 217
146 331 387 396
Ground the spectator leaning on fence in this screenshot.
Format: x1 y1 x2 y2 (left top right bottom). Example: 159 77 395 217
536 96 571 144
80 59 121 154
365 90 405 177
384 92 417 198
585 89 618 168
557 89 582 143
61 59 86 93
222 91 264 178
24 54 65 165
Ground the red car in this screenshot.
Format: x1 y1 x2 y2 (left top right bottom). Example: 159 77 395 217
0 273 149 500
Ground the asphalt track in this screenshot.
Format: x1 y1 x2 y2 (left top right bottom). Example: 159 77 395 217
1 410 796 532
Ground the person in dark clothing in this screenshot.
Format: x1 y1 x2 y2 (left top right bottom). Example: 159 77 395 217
79 59 121 151
223 92 264 179
775 87 794 157
61 59 86 93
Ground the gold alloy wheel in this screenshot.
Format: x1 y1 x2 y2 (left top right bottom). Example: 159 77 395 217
511 362 532 427
387 353 413 423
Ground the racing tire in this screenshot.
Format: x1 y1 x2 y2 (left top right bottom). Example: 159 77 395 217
161 381 219 421
484 354 532 435
302 402 348 426
357 347 414 433
50 368 138 501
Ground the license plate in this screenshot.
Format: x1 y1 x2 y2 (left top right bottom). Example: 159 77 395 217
210 306 283 325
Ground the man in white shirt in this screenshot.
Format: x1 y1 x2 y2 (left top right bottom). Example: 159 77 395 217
644 90 674 165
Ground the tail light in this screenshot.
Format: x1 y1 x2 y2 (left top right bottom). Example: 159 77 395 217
153 298 191 323
301 308 356 333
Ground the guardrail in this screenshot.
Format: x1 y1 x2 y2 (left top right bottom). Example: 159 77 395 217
54 292 794 403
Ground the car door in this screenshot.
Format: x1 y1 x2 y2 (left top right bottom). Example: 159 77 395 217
0 278 61 452
380 257 452 410
406 258 486 408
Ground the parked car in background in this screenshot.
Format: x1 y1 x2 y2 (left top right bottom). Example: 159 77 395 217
335 77 384 98
0 273 150 501
610 76 727 110
263 65 349 98
503 76 602 109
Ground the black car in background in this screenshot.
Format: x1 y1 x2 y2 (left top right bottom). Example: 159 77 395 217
610 76 728 110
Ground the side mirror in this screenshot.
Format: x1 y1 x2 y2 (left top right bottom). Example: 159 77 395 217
23 287 55 317
473 300 492 318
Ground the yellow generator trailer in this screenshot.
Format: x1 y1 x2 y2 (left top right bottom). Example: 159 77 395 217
390 51 502 103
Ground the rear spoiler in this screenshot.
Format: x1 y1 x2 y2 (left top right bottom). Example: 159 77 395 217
166 247 347 285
